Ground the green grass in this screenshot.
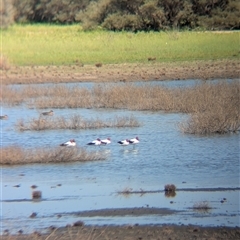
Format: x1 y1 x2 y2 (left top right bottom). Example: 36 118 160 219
1 24 239 66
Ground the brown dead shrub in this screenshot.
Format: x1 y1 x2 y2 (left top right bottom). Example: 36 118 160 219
2 81 239 134
16 114 140 131
0 146 106 165
179 81 240 134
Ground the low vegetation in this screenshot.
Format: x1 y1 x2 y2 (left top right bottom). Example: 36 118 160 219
192 201 212 211
3 81 239 134
118 187 133 196
179 81 240 134
164 184 177 197
164 184 176 192
16 114 140 131
0 146 106 165
1 25 239 66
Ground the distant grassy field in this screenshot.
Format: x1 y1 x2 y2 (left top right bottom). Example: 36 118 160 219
1 24 239 66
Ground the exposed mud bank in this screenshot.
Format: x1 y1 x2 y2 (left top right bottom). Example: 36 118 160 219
1 60 239 85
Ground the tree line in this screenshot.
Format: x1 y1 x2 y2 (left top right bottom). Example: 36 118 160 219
1 0 240 31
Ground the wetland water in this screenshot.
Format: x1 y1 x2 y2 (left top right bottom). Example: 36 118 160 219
1 80 239 234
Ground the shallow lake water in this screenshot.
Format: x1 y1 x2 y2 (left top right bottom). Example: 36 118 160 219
1 79 239 234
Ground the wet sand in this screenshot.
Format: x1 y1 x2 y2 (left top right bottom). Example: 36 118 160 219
1 60 239 84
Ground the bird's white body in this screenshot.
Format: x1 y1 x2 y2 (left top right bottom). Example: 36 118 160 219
101 138 111 145
60 139 76 147
87 138 102 146
129 137 140 144
118 139 130 146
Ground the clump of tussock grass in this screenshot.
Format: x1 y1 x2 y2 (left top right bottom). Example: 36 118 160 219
32 191 42 200
117 187 133 197
179 81 240 134
192 201 212 212
16 114 140 131
164 184 177 197
0 146 105 165
164 184 176 192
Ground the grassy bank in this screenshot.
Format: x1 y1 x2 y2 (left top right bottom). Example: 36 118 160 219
1 24 239 66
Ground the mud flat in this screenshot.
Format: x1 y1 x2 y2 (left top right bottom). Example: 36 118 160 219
1 60 239 84
2 224 240 240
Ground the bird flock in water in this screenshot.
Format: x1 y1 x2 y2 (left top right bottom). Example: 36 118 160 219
1 111 139 147
60 137 139 147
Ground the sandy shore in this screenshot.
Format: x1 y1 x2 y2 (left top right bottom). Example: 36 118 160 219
1 60 239 84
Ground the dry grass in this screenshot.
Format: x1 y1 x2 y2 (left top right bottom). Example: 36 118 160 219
117 187 133 195
16 114 140 131
192 201 212 212
179 81 240 134
164 183 177 197
164 184 177 197
2 81 239 134
0 146 106 165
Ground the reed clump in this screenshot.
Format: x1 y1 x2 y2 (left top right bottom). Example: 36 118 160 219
0 146 106 165
16 114 140 131
179 81 240 134
164 184 176 192
117 187 133 198
192 201 212 211
164 184 177 197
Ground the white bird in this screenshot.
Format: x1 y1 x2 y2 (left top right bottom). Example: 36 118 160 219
60 139 76 147
87 138 102 146
129 136 140 145
118 139 130 146
101 138 111 145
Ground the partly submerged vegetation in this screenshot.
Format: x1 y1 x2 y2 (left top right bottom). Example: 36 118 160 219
2 81 239 134
192 201 212 212
0 146 105 165
16 114 140 131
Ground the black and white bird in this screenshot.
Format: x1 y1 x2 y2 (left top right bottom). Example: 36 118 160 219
129 136 140 145
87 138 102 146
101 138 111 145
60 139 76 147
117 139 130 146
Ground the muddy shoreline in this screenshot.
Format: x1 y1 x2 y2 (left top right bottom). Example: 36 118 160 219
2 224 240 240
1 60 239 84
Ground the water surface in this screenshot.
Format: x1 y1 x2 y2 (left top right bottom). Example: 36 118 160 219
1 80 239 234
